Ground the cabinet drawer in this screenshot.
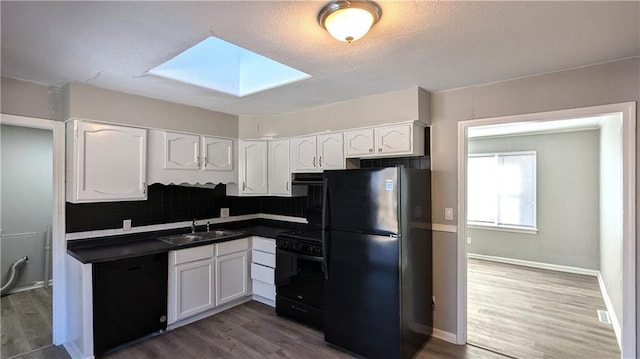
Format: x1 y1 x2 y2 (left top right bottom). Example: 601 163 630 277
252 249 275 268
251 263 274 285
216 238 249 256
173 244 214 264
252 279 275 301
253 237 276 254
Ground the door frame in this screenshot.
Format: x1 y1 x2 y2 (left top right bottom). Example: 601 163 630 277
456 102 636 358
1 114 66 345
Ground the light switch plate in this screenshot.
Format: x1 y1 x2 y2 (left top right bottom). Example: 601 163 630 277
123 219 132 231
220 208 230 218
445 208 453 220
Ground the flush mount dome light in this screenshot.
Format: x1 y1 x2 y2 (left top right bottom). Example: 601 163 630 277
318 1 382 43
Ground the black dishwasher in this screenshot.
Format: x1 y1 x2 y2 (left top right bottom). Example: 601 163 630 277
93 252 168 357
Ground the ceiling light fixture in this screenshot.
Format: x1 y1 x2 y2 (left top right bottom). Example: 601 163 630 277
318 1 382 43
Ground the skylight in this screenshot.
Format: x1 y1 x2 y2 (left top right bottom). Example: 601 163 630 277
148 36 311 97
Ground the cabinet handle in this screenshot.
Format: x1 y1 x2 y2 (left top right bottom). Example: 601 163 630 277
378 148 383 152
142 182 147 195
196 156 201 167
319 156 322 167
242 181 246 191
313 156 316 167
203 156 207 168
286 181 289 191
369 148 373 153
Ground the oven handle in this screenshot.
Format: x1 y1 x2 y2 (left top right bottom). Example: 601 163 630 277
277 249 323 263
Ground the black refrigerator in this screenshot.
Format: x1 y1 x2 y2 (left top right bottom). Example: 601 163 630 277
322 167 432 359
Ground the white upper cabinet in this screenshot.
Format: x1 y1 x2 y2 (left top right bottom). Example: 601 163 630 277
202 136 233 171
290 133 344 172
268 139 291 195
66 120 147 203
163 132 200 170
238 141 268 195
147 130 236 186
163 131 232 171
344 122 425 158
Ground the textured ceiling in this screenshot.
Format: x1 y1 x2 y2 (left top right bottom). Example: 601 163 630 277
1 1 639 116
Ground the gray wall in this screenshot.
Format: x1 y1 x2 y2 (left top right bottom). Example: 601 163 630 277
600 115 624 335
467 130 600 270
430 57 639 336
1 77 51 119
63 82 240 138
1 125 53 288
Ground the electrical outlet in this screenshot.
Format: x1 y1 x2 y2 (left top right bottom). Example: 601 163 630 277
445 207 453 220
220 208 230 218
467 237 472 244
123 219 132 231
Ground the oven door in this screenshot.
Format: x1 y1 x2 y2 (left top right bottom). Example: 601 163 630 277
275 248 324 310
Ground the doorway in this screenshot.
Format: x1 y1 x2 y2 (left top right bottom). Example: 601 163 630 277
0 114 66 356
456 102 636 358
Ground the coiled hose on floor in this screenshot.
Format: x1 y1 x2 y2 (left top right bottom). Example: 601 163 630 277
1 256 28 296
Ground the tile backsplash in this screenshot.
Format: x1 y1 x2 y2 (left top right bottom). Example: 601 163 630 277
66 183 316 233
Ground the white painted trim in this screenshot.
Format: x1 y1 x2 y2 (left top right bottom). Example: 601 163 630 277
457 102 636 357
432 329 458 344
467 253 600 277
167 295 252 331
65 214 308 240
432 223 457 233
1 114 66 345
597 273 622 350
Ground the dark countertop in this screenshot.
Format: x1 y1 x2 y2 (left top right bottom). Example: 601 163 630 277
67 219 303 264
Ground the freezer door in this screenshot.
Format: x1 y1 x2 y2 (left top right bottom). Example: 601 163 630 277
323 168 398 235
324 230 400 359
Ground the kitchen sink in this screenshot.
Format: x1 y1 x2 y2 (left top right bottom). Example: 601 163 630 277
158 229 241 246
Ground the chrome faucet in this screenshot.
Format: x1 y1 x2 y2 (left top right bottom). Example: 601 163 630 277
191 219 196 234
206 221 210 232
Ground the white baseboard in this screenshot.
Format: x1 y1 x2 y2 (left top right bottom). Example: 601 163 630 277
597 273 622 350
432 328 457 344
467 253 599 277
252 294 275 307
63 341 93 359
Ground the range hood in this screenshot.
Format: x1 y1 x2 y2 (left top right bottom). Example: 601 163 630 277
291 172 324 185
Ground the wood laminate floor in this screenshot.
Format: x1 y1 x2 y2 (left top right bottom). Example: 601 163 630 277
1 287 53 359
103 300 508 359
467 258 620 359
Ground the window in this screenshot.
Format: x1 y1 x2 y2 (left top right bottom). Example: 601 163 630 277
467 151 536 230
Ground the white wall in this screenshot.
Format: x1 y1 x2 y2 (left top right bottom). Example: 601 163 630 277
600 114 624 339
1 125 53 288
467 130 600 270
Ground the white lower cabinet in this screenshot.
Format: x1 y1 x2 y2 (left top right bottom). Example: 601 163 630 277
168 245 215 324
250 237 276 307
215 241 249 306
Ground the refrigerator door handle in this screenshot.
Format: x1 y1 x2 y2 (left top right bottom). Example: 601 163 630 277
322 178 329 280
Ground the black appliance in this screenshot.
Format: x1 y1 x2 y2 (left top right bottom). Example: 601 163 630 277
93 253 168 357
275 229 324 329
323 168 433 359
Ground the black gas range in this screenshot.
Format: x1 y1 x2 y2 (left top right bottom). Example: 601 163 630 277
275 229 324 330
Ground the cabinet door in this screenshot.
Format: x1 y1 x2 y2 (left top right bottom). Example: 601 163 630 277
202 136 233 171
317 133 344 170
290 136 318 172
74 121 147 202
374 124 412 155
239 141 268 194
173 258 215 321
215 251 249 306
163 132 200 170
268 139 291 195
344 128 375 157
